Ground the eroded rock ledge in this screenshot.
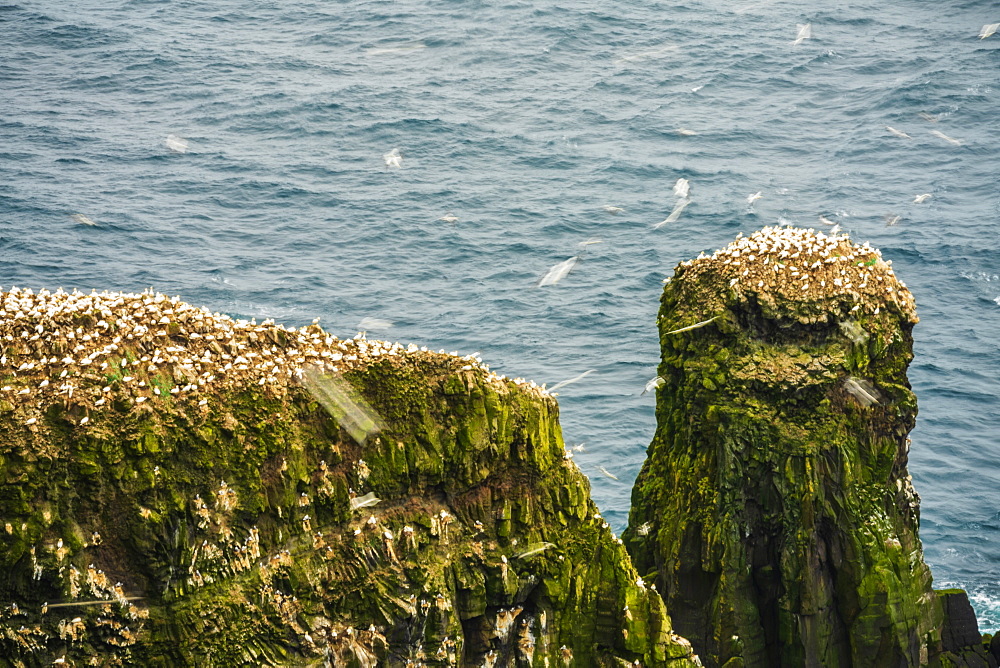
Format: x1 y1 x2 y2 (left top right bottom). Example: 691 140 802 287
0 287 697 666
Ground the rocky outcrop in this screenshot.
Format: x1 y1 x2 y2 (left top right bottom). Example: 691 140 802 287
623 226 942 667
0 288 698 667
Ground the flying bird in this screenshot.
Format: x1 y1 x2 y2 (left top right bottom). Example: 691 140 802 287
747 192 763 204
349 492 381 511
913 194 932 203
597 466 619 481
653 198 691 229
792 23 811 45
641 376 665 395
673 178 690 199
71 214 97 226
538 256 578 286
164 134 189 153
356 317 393 331
548 369 596 392
844 377 881 407
383 148 403 168
930 129 961 146
602 205 625 214
980 23 999 39
663 316 720 335
885 125 912 139
439 213 458 224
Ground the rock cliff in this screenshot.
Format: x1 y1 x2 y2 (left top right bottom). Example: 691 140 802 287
0 287 697 667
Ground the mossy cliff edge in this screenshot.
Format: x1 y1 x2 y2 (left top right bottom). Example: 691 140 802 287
623 226 984 667
0 288 698 666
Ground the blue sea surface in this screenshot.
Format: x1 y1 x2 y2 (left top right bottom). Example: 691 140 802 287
3 0 1000 630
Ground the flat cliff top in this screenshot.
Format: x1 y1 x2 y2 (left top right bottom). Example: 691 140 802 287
671 226 917 322
0 286 551 431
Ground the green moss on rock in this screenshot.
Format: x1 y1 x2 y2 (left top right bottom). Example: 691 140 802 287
624 227 943 667
0 287 698 667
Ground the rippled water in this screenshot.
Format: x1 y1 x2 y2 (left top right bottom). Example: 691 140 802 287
3 0 999 630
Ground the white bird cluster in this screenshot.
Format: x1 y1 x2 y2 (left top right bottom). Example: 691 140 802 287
0 287 545 428
675 226 917 319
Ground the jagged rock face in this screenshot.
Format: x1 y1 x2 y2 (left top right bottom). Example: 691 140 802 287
0 287 698 667
624 227 940 667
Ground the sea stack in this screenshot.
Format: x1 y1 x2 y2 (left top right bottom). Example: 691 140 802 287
623 227 941 667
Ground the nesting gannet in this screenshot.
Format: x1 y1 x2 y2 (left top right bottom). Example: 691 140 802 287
537 256 578 287
383 148 402 168
913 193 932 203
930 129 961 146
980 23 999 39
164 134 189 153
885 125 912 139
71 214 97 226
792 23 811 45
0 284 550 428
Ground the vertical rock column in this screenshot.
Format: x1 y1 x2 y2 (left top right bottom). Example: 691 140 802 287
624 227 940 667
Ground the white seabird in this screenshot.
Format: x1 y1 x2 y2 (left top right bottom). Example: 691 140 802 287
673 178 690 199
930 129 961 146
356 317 393 331
383 148 403 168
548 369 595 392
792 23 811 45
71 214 97 226
537 256 578 286
885 125 912 139
164 134 189 153
653 198 691 229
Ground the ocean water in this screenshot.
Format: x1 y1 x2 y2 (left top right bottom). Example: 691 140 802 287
3 0 999 631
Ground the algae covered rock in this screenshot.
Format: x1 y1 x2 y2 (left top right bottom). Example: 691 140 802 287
623 227 940 667
0 287 698 666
